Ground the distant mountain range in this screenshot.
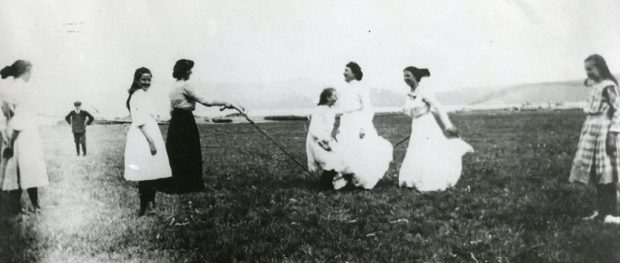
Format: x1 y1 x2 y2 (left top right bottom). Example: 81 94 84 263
44 76 613 122
201 76 606 112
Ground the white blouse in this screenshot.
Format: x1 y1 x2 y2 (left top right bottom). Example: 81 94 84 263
129 89 154 126
1 79 38 132
337 80 375 129
169 80 210 111
308 105 336 142
403 86 441 118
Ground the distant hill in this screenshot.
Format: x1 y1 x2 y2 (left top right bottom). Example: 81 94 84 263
436 79 587 105
202 78 406 110
45 76 616 121
195 77 601 114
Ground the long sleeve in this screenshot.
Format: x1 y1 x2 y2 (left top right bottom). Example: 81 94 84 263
422 88 454 128
65 112 72 125
84 111 95 125
604 84 620 132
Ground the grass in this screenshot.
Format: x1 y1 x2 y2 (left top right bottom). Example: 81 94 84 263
1 109 620 262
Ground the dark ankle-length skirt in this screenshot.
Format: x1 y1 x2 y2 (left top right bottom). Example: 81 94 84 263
157 109 205 194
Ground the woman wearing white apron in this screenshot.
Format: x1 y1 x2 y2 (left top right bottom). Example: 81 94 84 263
398 66 473 191
334 62 393 190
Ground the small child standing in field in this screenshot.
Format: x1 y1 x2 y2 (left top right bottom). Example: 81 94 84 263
570 54 620 223
65 101 94 156
306 88 350 189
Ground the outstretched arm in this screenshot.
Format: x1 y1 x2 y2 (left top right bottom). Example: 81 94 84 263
184 85 246 113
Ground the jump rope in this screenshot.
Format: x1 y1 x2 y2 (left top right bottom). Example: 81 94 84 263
225 107 412 182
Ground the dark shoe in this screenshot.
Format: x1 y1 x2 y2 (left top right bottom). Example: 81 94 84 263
138 202 148 217
319 170 337 190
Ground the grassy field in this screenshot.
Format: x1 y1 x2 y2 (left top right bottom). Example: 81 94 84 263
1 110 620 262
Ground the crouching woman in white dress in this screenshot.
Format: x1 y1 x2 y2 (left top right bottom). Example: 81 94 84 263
307 88 353 189
124 67 172 216
398 66 473 191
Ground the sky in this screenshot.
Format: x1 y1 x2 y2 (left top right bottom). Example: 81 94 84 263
1 0 620 118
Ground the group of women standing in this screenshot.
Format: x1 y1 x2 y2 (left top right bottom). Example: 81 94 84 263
306 62 473 191
123 59 244 216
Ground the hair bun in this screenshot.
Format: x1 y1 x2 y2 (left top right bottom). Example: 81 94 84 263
0 65 14 79
422 68 430 77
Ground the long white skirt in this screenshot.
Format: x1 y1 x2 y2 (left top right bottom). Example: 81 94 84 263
1 126 48 190
338 134 393 190
306 136 347 174
399 113 473 191
124 119 172 181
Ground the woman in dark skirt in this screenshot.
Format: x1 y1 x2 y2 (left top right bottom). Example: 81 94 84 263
158 59 244 194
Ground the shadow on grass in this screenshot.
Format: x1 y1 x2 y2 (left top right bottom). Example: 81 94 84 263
0 192 39 263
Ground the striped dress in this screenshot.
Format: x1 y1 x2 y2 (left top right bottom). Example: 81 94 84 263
570 79 620 184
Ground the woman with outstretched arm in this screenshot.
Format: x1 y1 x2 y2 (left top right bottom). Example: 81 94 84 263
157 59 245 197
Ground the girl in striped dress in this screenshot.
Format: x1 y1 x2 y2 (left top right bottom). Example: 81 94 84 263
570 54 620 223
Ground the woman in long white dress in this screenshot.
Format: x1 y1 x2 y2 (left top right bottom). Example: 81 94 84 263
398 66 473 191
124 67 172 216
0 60 48 213
334 62 393 190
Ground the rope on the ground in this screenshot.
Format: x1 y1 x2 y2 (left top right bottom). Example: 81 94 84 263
229 108 319 181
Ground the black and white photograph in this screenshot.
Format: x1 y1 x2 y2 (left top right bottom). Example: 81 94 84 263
1 1 620 262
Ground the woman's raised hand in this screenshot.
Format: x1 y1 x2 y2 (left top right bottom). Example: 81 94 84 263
221 102 247 114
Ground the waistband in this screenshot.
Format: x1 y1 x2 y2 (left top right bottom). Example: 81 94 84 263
171 108 194 113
